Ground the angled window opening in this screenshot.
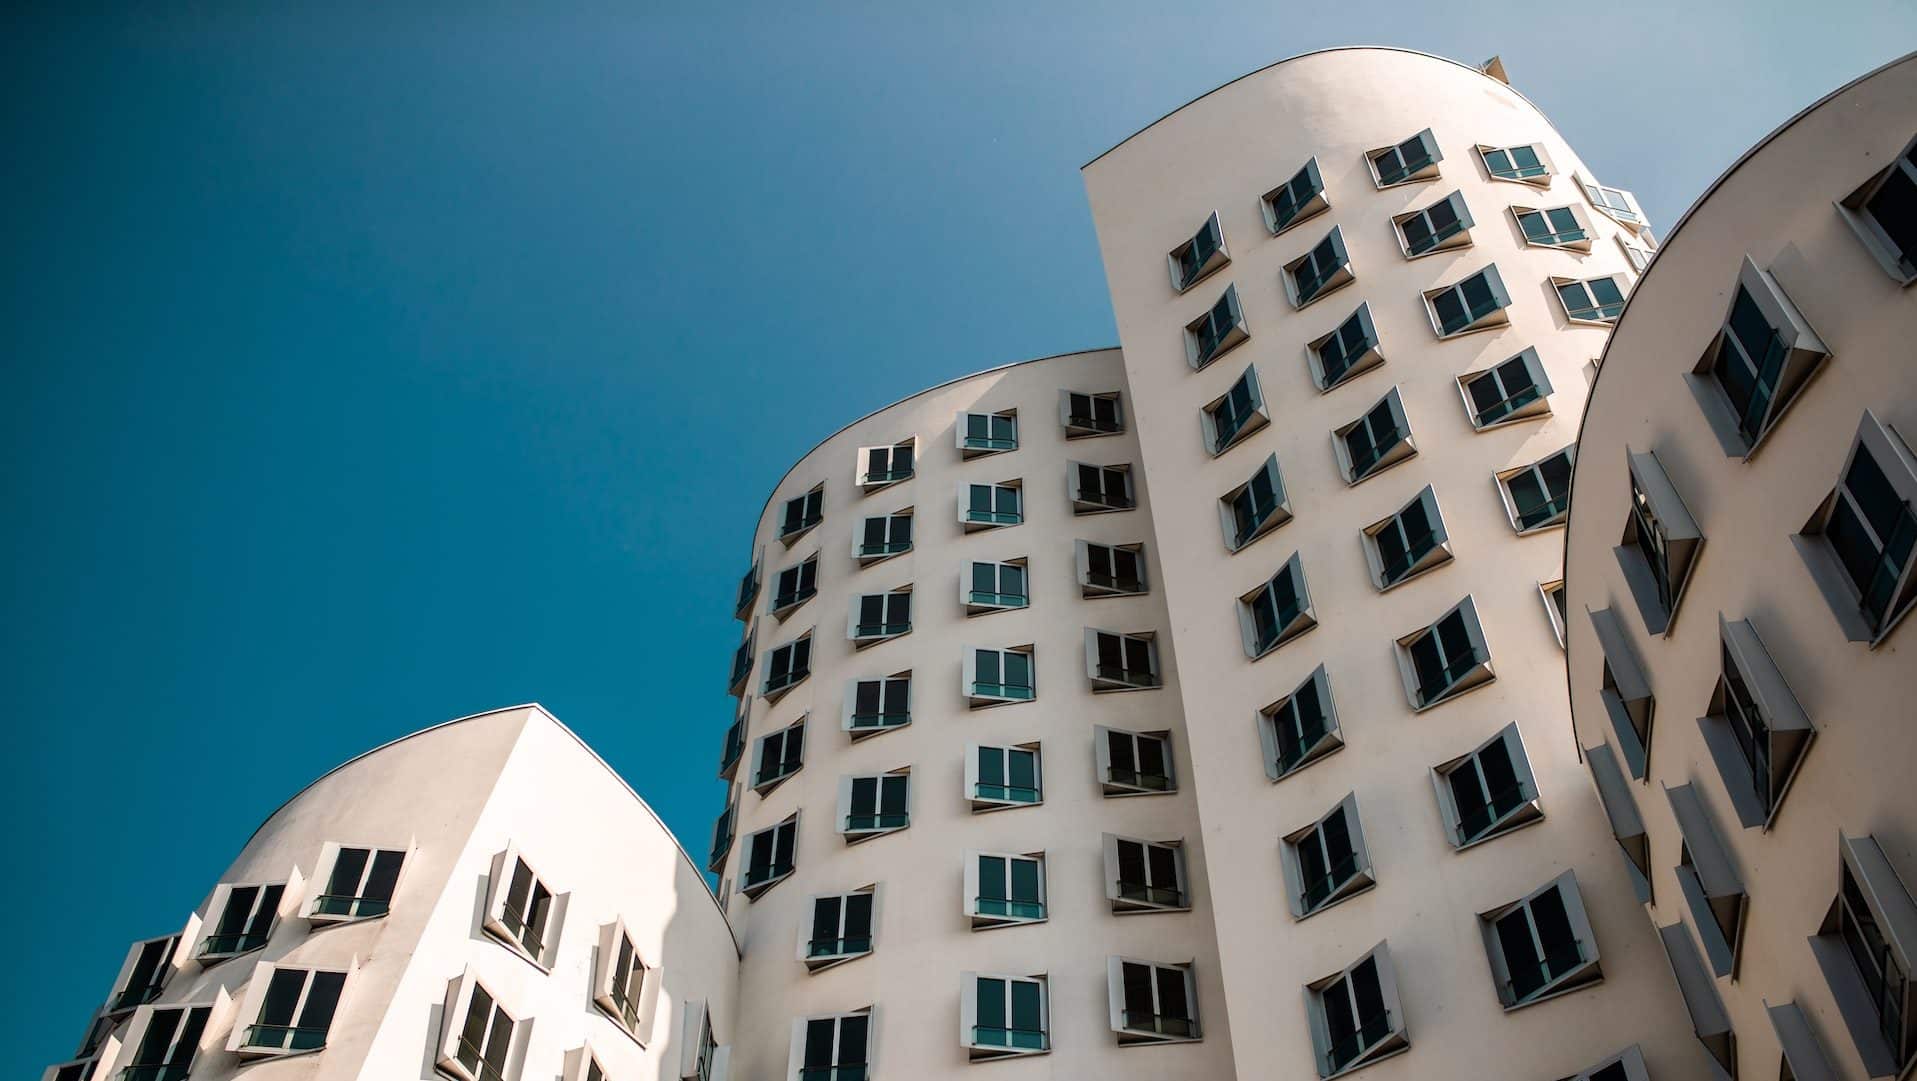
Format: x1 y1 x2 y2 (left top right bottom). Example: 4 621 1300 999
964 972 1049 1059
1837 132 1917 283
1793 411 1917 644
778 485 825 546
1433 722 1542 849
1618 234 1656 272
750 717 807 795
105 932 187 1015
734 551 761 621
1579 174 1648 230
726 625 755 698
1060 389 1125 438
1395 595 1493 711
1201 364 1269 455
1285 226 1355 309
965 644 1035 707
1513 204 1593 251
119 1003 214 1081
1553 274 1628 325
855 438 915 493
1104 834 1189 914
680 1001 725 1081
1616 450 1705 635
1496 445 1575 534
1423 264 1511 338
1363 485 1452 591
707 786 739 876
199 881 287 963
1168 210 1229 292
838 769 910 841
718 702 747 781
761 632 813 701
1219 453 1292 550
1076 540 1148 597
1688 257 1831 458
1668 783 1749 980
1481 870 1602 1009
1656 921 1738 1079
854 510 912 565
958 409 1017 458
740 815 798 900
1307 303 1383 392
437 971 519 1081
843 671 910 739
789 1010 869 1081
1306 943 1410 1078
847 588 911 647
592 921 658 1044
1589 607 1655 777
1238 551 1316 658
483 848 565 969
1700 617 1815 830
1263 157 1329 235
967 851 1047 928
1540 579 1568 649
1394 190 1473 257
1459 347 1553 431
800 887 875 972
961 479 1023 531
968 743 1042 812
1367 128 1441 188
768 552 820 619
1070 461 1137 513
1107 957 1200 1043
1282 792 1375 919
1585 743 1652 904
1811 836 1917 1077
1334 387 1415 485
1766 1001 1840 1081
965 558 1028 614
1259 665 1343 782
1085 628 1161 690
1096 726 1175 796
1478 142 1553 186
1556 1044 1650 1081
1185 284 1249 370
309 843 406 923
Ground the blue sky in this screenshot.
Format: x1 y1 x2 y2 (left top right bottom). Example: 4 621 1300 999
5 1 1913 1072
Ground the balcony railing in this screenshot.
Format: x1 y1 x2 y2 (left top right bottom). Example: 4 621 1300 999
844 812 909 832
312 894 389 919
1405 217 1465 255
1085 571 1143 594
763 667 809 694
848 711 909 731
806 936 872 958
1474 384 1543 427
1515 495 1569 530
1275 719 1331 776
1107 767 1170 792
968 591 1027 609
856 540 910 557
1417 650 1486 707
965 508 1021 525
1066 412 1121 433
742 861 793 889
963 434 1017 452
1301 853 1362 911
1326 1009 1393 1073
1505 940 1586 1003
1094 664 1157 688
852 621 910 639
1115 880 1184 907
199 931 268 958
1380 529 1440 585
119 1065 190 1081
1457 783 1531 844
974 782 1039 804
1347 428 1404 479
973 1025 1048 1050
797 1067 867 1081
777 513 823 539
1121 1009 1197 1038
243 1023 329 1052
976 896 1045 919
971 681 1034 701
860 467 913 484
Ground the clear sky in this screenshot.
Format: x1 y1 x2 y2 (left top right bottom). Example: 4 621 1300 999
6 1 1913 1073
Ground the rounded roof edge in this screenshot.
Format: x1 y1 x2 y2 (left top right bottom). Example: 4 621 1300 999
1081 46 1542 171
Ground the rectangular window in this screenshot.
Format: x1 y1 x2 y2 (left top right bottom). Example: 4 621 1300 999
1668 783 1749 980
1097 727 1174 795
1368 128 1441 187
1481 871 1601 1009
1795 411 1917 643
1306 944 1408 1076
108 934 183 1013
1077 540 1147 597
1060 390 1124 437
751 718 806 793
1085 628 1160 690
1690 256 1832 457
961 481 1023 530
1285 226 1354 308
707 786 738 875
969 743 1042 811
844 673 910 737
802 888 874 970
792 1011 869 1081
1107 958 1200 1043
779 485 824 543
1104 835 1188 912
1541 579 1568 649
1554 274 1628 324
762 634 813 698
240 966 346 1055
1497 445 1575 533
1837 133 1917 283
1260 665 1343 782
681 1001 721 1081
1432 722 1542 849
1219 453 1291 550
719 709 746 779
1184 284 1249 369
1395 595 1493 711
727 626 755 697
1588 606 1656 779
1334 387 1415 484
1586 742 1651 903
1307 303 1383 391
1070 462 1136 513
1363 485 1451 590
968 851 1047 927
1238 552 1315 658
1262 157 1329 234
854 512 911 564
312 845 405 921
200 882 286 960
966 645 1035 706
1394 191 1473 257
1811 836 1917 1076
441 977 515 1081
1579 175 1646 227
742 816 799 899
1201 364 1268 455
1514 204 1592 250
1423 264 1511 338
735 552 761 621
1478 142 1551 185
483 851 559 966
1615 450 1704 635
121 1004 212 1081
840 771 910 838
848 589 912 644
855 439 914 492
1655 922 1738 1078
964 973 1048 1058
769 553 820 617
965 559 1028 613
1282 793 1374 918
958 410 1017 457
1168 210 1228 292
1460 347 1553 430
1700 617 1815 829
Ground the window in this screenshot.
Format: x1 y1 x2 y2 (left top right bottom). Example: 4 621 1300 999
965 645 1035 706
1285 226 1354 308
1496 445 1575 533
1837 132 1917 283
734 552 761 621
966 851 1047 928
762 633 812 699
1333 387 1415 484
854 512 911 565
707 787 738 875
483 848 562 967
1616 450 1704 635
1259 665 1343 782
1700 617 1815 829
680 1001 724 1081
1513 204 1592 251
1554 275 1628 324
199 881 286 961
965 559 1028 613
1540 579 1568 649
847 589 911 645
1459 347 1553 430
1654 922 1737 1080
1765 1002 1839 1081
964 973 1049 1058
1238 552 1316 658
1433 722 1542 849
741 815 798 899
1617 234 1655 272
801 888 874 971
1306 303 1383 391
1281 793 1374 919
1395 595 1493 711
838 770 910 840
1668 783 1749 979
1077 540 1148 596
1586 743 1652 903
1060 389 1124 437
1579 175 1646 228
1478 142 1552 185
1263 157 1329 234
961 480 1023 530
958 410 1017 457
1219 453 1292 549
1367 128 1441 187
1184 284 1248 369
591 922 656 1041
118 1004 212 1081
438 974 517 1081
769 553 819 618
1104 834 1188 912
1168 210 1228 292
1107 958 1200 1043
726 626 754 697
107 933 183 1014
569 1049 611 1081
1394 191 1473 257
1201 365 1268 455
968 743 1041 811
1070 461 1136 513
1306 943 1409 1077
1690 257 1832 457
232 965 347 1056
1588 607 1655 779
778 485 824 544
855 439 914 492
844 673 910 738
1811 836 1917 1077
719 711 747 781
310 844 405 921
750 718 806 794
1097 727 1174 795
1423 264 1511 338
1794 411 1917 642
789 1011 869 1081
1363 485 1451 590
1481 871 1601 1009
1085 628 1160 690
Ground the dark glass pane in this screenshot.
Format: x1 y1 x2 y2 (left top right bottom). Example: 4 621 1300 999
259 968 306 1027
1121 962 1154 1014
1156 966 1191 1020
1847 445 1903 543
811 896 841 941
1010 858 1040 903
972 563 995 593
979 855 1007 900
1137 735 1167 778
839 1016 869 1063
803 1019 836 1068
977 977 1007 1030
328 848 369 900
365 850 405 904
1146 844 1178 889
1010 980 1042 1030
299 971 346 1035
1009 749 1036 791
1866 166 1917 263
843 893 873 937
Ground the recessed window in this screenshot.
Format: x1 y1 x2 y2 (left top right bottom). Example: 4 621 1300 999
1060 390 1125 437
1363 484 1451 591
1433 722 1542 849
848 588 911 646
1104 834 1190 914
1553 275 1628 324
1481 871 1602 1009
1394 191 1473 257
707 786 738 876
839 769 910 841
438 973 517 1081
741 815 798 900
1263 157 1329 235
1259 665 1343 782
1588 607 1655 779
199 882 286 961
969 743 1041 811
726 625 755 698
1618 235 1655 272
769 553 819 619
1184 285 1249 370
1076 540 1147 597
778 485 824 545
235 965 347 1056
1654 922 1737 1079
958 410 1018 458
1201 364 1269 455
571 1048 610 1081
1394 595 1493 711
1285 226 1355 308
789 1010 870 1081
1477 142 1552 185
735 552 761 621
1367 128 1441 188
49 1014 121 1081
967 851 1047 928
964 973 1050 1058
484 848 563 967
801 888 874 972
681 1001 724 1081
106 933 183 1014
966 645 1035 706
1810 835 1917 1076
761 633 813 700
844 672 910 739
1281 793 1374 919
1238 551 1316 658
1585 742 1651 903
119 1004 213 1081
1070 462 1136 513
1513 204 1592 251
1085 628 1160 690
1459 347 1552 431
1689 256 1831 458
1219 453 1291 550
1333 386 1415 485
1096 727 1174 796
961 480 1023 531
1540 579 1568 649
309 844 405 921
855 439 914 493
1616 450 1704 635
1668 783 1748 979
1305 943 1409 1077
1107 958 1200 1043
1700 617 1816 830
965 559 1028 614
1496 445 1575 533
1423 264 1511 338
854 511 912 565
592 921 656 1041
1168 210 1229 292
1578 174 1647 228
1793 411 1917 643
1766 1003 1839 1081
1307 303 1383 391
1837 133 1917 283
751 717 806 794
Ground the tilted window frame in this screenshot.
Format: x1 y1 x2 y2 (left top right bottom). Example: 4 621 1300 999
964 850 1049 929
1167 210 1229 293
1258 664 1344 782
1059 389 1125 438
1199 363 1270 457
1585 742 1652 903
740 813 800 901
1511 202 1594 252
957 409 1018 459
797 885 878 973
1280 792 1375 920
1667 782 1749 980
1184 283 1250 370
1366 128 1442 188
1495 445 1576 535
1237 551 1317 658
1476 142 1553 187
1102 833 1190 914
777 484 825 547
1305 302 1384 392
1686 256 1831 459
1430 721 1543 850
852 509 913 566
1835 132 1917 285
749 716 808 795
1106 956 1202 1044
1304 941 1410 1079
1422 263 1512 339
854 438 916 494
1614 449 1705 636
963 557 1029 616
1331 386 1416 486
841 671 911 740
1095 725 1176 797
1393 594 1494 712
846 587 913 647
760 630 814 702
959 479 1024 532
1218 453 1293 551
836 768 913 843
767 551 821 621
1478 870 1602 1010
1392 190 1474 258
1790 410 1917 645
1654 921 1737 1080
963 643 1036 707
1284 225 1356 309
1262 156 1330 236
1588 607 1655 780
1551 273 1629 326
1809 835 1917 1077
1698 616 1815 830
961 971 1051 1059
1457 346 1553 431
1361 484 1452 592
1067 461 1137 514
965 741 1043 813
1075 539 1149 597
